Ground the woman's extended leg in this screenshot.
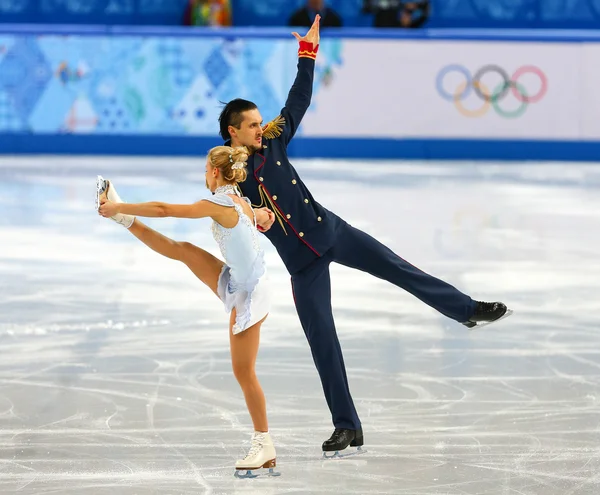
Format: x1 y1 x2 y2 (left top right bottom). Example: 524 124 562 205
127 219 224 296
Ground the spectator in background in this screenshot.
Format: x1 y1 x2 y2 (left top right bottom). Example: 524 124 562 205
289 0 342 28
362 0 429 28
184 0 231 26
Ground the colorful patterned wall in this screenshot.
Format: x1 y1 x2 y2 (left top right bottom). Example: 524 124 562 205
0 34 342 135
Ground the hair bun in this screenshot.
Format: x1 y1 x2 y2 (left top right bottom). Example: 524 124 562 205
231 146 249 165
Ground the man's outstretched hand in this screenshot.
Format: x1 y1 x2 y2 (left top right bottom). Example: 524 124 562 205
292 13 320 48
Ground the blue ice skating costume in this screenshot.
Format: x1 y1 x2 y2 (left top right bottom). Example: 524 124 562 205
205 184 271 334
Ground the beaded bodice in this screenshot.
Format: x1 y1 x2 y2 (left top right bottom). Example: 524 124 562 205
207 186 263 286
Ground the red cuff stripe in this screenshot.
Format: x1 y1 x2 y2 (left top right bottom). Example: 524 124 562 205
298 41 318 59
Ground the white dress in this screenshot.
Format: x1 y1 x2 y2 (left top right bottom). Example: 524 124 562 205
206 185 272 334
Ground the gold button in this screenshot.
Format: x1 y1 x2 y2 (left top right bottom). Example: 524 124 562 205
263 145 268 149
286 214 291 219
299 232 304 237
276 161 281 166
259 177 264 182
272 195 277 200
317 216 322 222
304 199 309 204
292 179 297 184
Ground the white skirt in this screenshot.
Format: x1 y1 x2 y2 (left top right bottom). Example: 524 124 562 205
217 265 272 335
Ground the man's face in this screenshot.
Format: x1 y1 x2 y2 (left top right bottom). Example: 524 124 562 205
308 0 324 10
229 109 263 151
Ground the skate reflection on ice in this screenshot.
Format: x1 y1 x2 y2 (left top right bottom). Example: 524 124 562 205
323 446 367 459
234 467 281 479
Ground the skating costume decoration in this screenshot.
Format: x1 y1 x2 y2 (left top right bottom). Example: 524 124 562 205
252 116 290 235
232 40 479 436
297 40 318 60
205 186 271 334
261 115 285 140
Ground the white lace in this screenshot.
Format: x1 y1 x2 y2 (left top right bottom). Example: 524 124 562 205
214 184 240 196
243 433 265 460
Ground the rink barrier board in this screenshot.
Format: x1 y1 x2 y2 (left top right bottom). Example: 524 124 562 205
2 135 600 161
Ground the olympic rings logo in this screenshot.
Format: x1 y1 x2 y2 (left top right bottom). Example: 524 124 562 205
436 64 548 118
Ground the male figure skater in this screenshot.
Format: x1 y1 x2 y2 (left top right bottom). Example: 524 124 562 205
219 15 511 454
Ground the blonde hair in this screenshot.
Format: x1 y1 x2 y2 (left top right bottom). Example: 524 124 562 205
208 145 249 184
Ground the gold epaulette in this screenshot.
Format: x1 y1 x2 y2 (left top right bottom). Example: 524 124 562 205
261 115 286 140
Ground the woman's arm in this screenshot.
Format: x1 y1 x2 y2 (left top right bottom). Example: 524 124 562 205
99 199 223 219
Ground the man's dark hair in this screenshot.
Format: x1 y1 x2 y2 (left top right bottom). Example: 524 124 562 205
219 99 258 141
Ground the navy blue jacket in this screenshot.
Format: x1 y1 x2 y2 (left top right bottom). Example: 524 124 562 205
228 53 343 275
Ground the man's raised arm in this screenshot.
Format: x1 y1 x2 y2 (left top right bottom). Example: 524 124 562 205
277 14 320 145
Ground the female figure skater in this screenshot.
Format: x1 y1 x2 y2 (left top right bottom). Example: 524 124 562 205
97 145 277 476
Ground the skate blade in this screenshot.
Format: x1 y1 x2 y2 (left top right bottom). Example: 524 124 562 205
95 175 107 211
323 445 366 459
469 308 513 330
234 467 281 479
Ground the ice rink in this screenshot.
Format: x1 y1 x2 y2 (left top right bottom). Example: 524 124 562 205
1 156 599 494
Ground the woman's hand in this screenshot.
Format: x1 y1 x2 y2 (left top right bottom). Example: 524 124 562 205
255 207 275 232
98 199 120 218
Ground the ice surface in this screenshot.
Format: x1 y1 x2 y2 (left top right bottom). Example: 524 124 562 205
0 156 599 494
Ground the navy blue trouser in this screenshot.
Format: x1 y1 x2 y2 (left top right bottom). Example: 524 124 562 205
291 222 476 430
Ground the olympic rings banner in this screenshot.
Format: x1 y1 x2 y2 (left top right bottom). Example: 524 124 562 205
435 64 548 119
301 40 585 139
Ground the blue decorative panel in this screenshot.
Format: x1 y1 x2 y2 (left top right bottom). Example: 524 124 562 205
0 33 342 136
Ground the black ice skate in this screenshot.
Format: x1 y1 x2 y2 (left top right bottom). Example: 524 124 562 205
463 301 512 329
322 428 365 459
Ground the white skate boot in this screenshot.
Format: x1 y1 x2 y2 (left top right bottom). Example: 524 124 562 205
234 431 280 478
96 175 135 228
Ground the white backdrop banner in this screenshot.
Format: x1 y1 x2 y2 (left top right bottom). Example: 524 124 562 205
302 40 585 140
580 43 600 140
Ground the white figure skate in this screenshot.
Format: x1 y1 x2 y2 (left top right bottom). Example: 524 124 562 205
234 431 280 479
96 175 135 228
